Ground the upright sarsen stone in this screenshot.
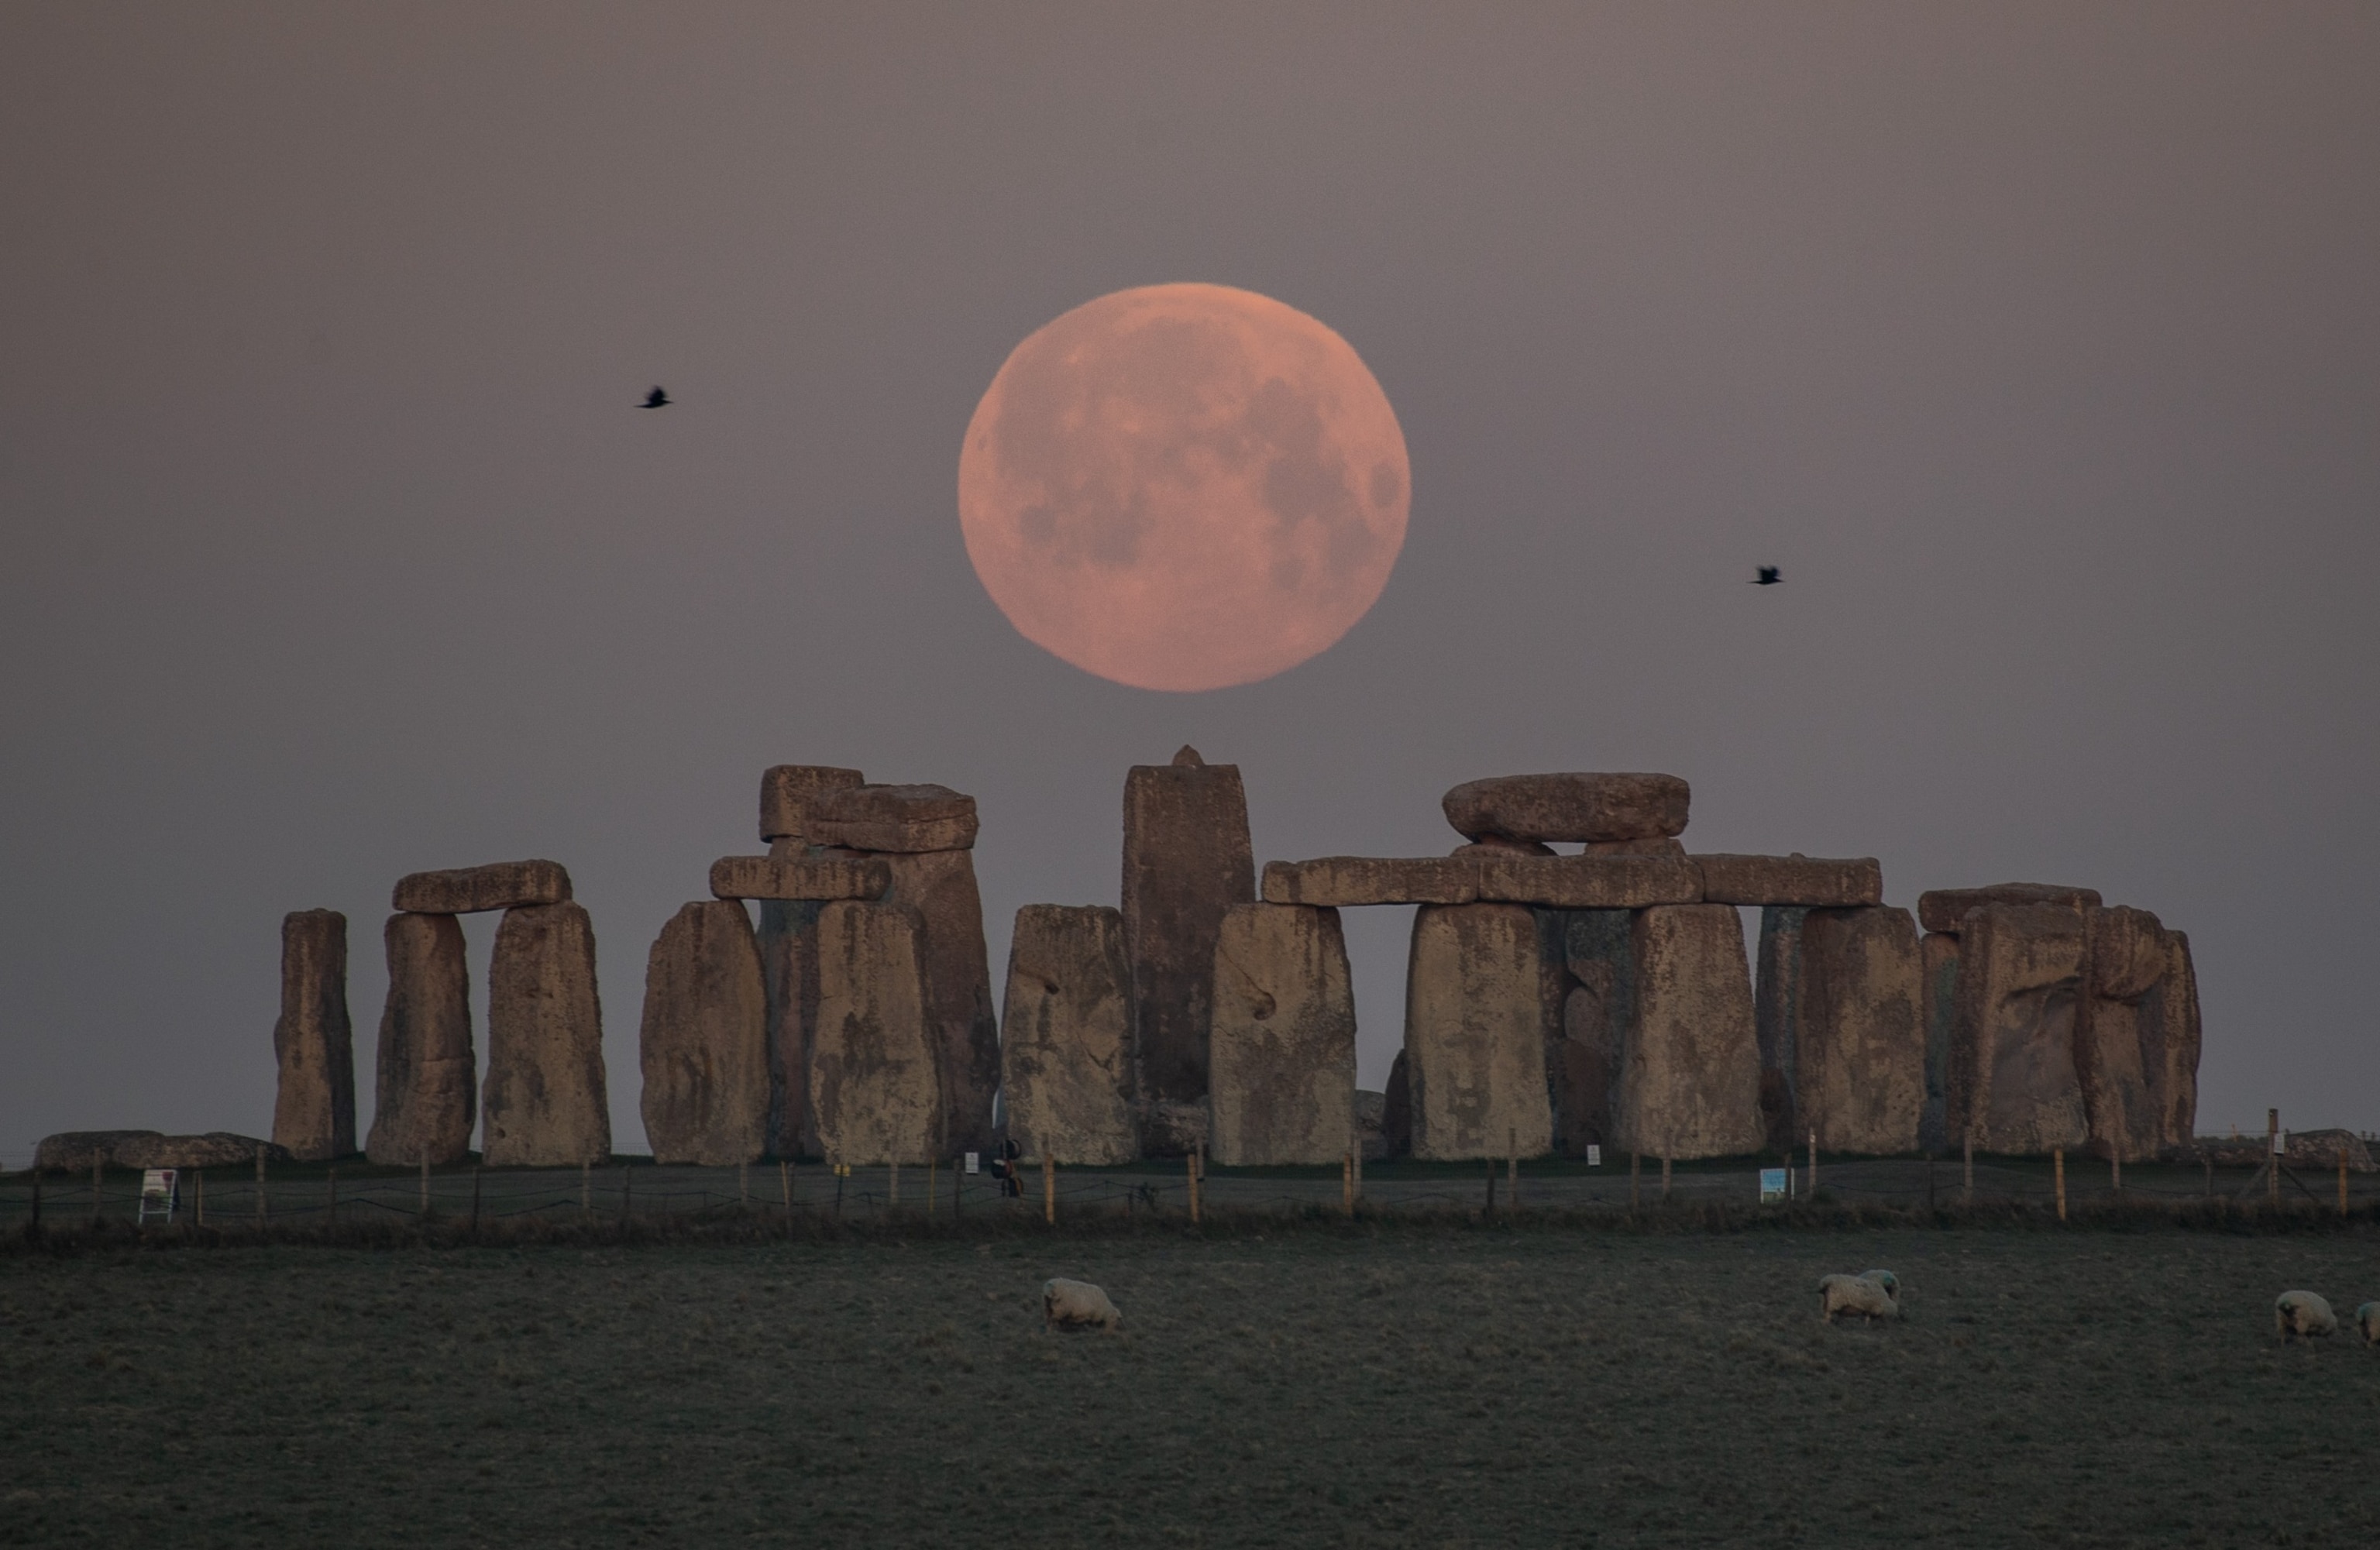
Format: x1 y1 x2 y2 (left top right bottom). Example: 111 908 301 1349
1208 903 1358 1167
1612 905 1763 1160
1947 902 2088 1155
366 912 476 1166
482 902 610 1167
1403 903 1553 1160
810 901 941 1166
638 901 769 1166
1553 909 1634 1155
271 909 355 1162
1779 907 1923 1155
871 848 1000 1156
1918 931 1959 1153
2143 931 2201 1152
999 906 1137 1166
1123 748 1256 1105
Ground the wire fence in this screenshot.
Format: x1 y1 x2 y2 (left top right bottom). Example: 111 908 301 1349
4 1151 2375 1233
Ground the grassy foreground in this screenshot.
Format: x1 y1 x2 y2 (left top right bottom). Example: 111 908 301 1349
6 1223 2378 1548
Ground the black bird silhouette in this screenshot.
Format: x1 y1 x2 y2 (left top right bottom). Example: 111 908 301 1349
640 387 671 408
1752 565 1781 586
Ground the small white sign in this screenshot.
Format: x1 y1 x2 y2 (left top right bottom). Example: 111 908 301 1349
1585 1144 1601 1167
964 1151 980 1174
1759 1167 1787 1203
2275 1130 2288 1155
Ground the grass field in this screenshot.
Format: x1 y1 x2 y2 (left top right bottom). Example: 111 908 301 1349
7 1222 2378 1548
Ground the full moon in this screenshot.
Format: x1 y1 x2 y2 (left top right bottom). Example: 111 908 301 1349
958 284 1409 692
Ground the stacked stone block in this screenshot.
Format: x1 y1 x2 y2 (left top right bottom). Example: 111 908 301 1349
751 763 866 1157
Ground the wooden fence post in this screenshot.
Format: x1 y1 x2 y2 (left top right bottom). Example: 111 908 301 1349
256 1146 267 1225
1962 1135 1974 1205
889 1161 899 1210
328 1167 339 1228
1660 1154 1672 1202
2340 1150 2351 1218
470 1167 481 1231
420 1157 431 1215
1484 1158 1497 1217
780 1160 793 1230
2110 1153 2121 1196
1341 1153 1353 1219
1041 1153 1055 1225
621 1165 631 1224
1187 1149 1202 1224
191 1170 201 1228
1807 1130 1818 1198
92 1156 104 1227
2053 1148 2066 1222
1629 1151 1641 1209
580 1161 591 1219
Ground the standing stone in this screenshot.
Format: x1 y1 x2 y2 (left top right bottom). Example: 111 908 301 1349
810 900 941 1166
1752 907 1808 1153
2143 931 2201 1152
1403 904 1553 1160
1208 903 1358 1167
481 902 610 1167
759 765 865 842
758 834 828 1158
1760 907 1923 1155
870 848 1001 1156
271 909 355 1162
1917 932 1959 1153
1123 748 1256 1105
638 901 769 1166
1611 905 1763 1160
1553 909 1634 1155
366 912 476 1166
1381 1050 1412 1159
2075 906 2168 1163
1947 903 2089 1155
999 906 1137 1166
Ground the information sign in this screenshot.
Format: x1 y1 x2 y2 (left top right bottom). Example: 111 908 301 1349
1759 1167 1788 1203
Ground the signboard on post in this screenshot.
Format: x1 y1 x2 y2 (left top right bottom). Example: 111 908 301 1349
1584 1145 1602 1167
139 1169 178 1224
1759 1167 1788 1204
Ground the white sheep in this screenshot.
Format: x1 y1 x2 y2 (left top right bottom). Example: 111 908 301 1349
2354 1301 2380 1347
2274 1290 2337 1342
1818 1270 1898 1324
1042 1277 1122 1333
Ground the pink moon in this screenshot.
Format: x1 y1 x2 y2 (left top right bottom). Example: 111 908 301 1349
958 284 1410 693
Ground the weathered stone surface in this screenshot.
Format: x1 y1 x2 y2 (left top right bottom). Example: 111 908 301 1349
1453 837 1557 857
1582 837 1688 857
1381 1051 1412 1159
272 909 355 1161
708 855 890 902
1554 910 1634 1155
35 1132 292 1173
759 765 865 841
862 847 1000 1155
1611 905 1763 1160
807 783 978 853
392 859 571 915
1403 904 1553 1160
999 906 1137 1166
1123 749 1256 1106
2074 907 2172 1163
758 835 830 1156
1696 854 1883 908
1442 772 1690 844
366 912 476 1167
1264 856 1477 906
1756 907 1923 1155
1208 903 1359 1167
1475 853 1702 908
481 902 611 1167
1918 932 1959 1153
2142 930 2201 1153
1355 1090 1391 1163
1947 903 2089 1154
810 901 941 1165
638 901 769 1166
1137 1099 1210 1157
1919 883 2100 936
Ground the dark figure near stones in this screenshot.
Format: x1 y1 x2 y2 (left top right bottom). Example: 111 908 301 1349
1752 566 1781 586
640 386 670 407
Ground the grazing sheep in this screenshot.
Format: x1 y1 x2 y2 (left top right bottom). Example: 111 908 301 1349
1859 1270 1900 1297
1818 1272 1898 1324
1042 1277 1122 1333
2354 1302 2380 1347
2275 1291 2337 1342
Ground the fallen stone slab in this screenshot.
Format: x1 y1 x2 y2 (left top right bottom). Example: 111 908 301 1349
639 901 770 1167
1474 852 1702 908
1754 906 1923 1155
810 900 942 1165
1263 855 1478 906
999 905 1137 1166
807 783 978 852
1442 772 1690 844
272 909 356 1162
1696 854 1883 908
1403 903 1553 1160
1611 904 1764 1160
36 1131 291 1173
1919 883 2100 936
758 765 865 842
1947 902 2089 1155
393 859 573 915
481 902 611 1167
1123 748 1256 1106
709 854 890 902
1208 903 1359 1167
366 912 476 1167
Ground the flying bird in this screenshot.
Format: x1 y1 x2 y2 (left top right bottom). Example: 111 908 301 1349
639 387 671 408
1752 566 1781 586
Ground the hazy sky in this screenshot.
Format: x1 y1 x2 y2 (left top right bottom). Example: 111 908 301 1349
5 3 2376 1163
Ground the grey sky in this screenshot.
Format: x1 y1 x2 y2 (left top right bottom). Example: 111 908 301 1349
5 3 2375 1163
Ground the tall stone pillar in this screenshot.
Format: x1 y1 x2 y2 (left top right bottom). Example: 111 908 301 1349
1917 931 1959 1153
366 912 476 1166
1752 906 1921 1155
1403 903 1553 1160
999 905 1137 1165
2144 931 2201 1152
1208 902 1357 1167
1122 747 1256 1108
1553 909 1633 1155
1611 904 1763 1160
754 765 864 1158
482 902 611 1167
271 909 355 1162
639 900 769 1166
1945 902 2089 1155
810 900 941 1166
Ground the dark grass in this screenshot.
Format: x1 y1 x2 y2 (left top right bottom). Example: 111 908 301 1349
7 1222 2380 1548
